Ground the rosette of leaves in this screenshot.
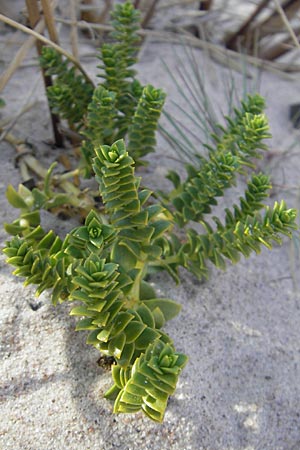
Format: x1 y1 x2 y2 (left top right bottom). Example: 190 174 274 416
66 209 118 258
105 339 188 422
3 209 119 305
68 252 181 370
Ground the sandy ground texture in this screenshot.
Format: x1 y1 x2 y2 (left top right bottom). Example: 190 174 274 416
1 4 300 450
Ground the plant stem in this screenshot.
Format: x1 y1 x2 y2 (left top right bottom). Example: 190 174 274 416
26 0 64 147
127 262 147 307
53 169 81 181
150 256 179 267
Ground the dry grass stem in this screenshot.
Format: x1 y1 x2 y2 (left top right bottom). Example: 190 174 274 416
259 0 300 32
26 0 64 146
0 101 36 130
140 0 159 28
260 23 300 59
41 0 60 43
0 14 94 86
0 18 45 93
54 17 300 77
26 1 46 47
0 70 41 142
157 0 198 10
273 0 300 50
226 0 300 59
80 0 112 24
3 134 89 206
57 124 82 142
226 0 272 50
0 130 23 147
69 0 79 60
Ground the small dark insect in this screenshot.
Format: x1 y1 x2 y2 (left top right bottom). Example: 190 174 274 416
97 355 115 371
28 300 42 311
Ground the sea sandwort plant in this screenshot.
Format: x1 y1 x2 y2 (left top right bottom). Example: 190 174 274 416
3 1 297 422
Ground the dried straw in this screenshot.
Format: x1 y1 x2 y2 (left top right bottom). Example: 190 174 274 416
41 0 60 43
0 18 45 92
273 0 300 50
69 0 79 60
54 17 300 77
0 14 94 86
26 0 64 146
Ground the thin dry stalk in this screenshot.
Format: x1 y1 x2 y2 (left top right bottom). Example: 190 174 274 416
0 72 41 143
260 24 300 59
26 0 64 147
157 0 199 9
258 0 300 32
0 102 36 129
55 16 111 32
140 0 159 28
69 0 79 60
0 18 45 93
226 0 272 50
54 17 300 77
0 14 94 86
80 0 111 24
3 130 93 209
228 0 300 58
41 0 60 43
273 0 300 50
26 0 45 53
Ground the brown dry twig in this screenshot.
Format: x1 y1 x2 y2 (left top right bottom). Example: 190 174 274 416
0 17 46 92
69 0 79 60
26 0 64 146
40 0 60 43
0 13 94 87
226 0 272 50
273 0 300 50
54 16 300 77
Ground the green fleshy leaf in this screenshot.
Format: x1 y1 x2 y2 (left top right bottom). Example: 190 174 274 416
75 318 96 330
124 321 146 343
111 241 137 271
143 298 181 322
6 185 28 209
140 281 156 300
135 303 155 328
